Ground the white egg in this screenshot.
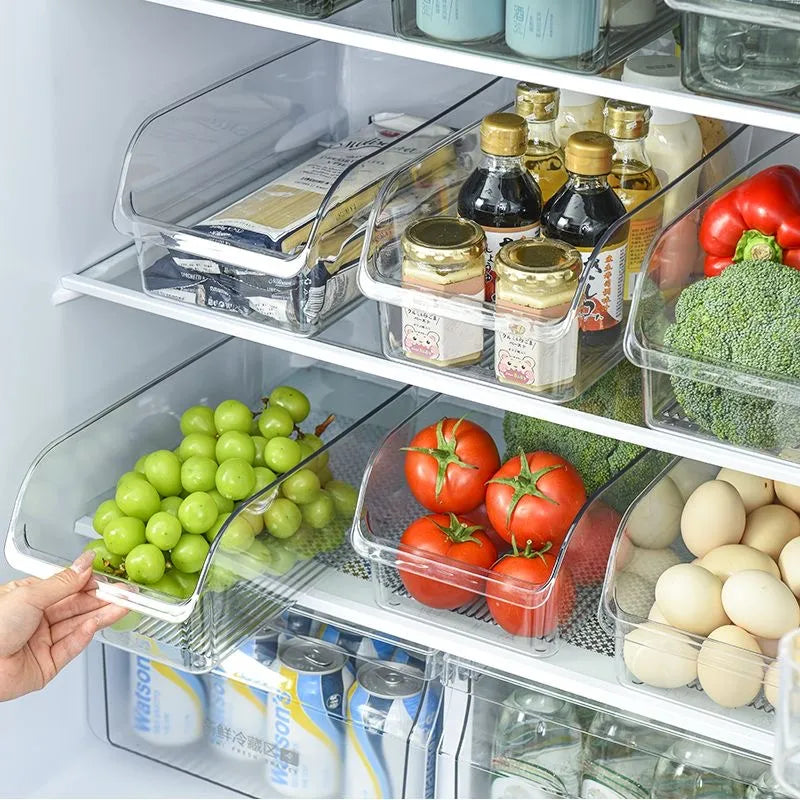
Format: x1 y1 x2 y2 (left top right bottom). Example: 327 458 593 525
776 481 800 513
722 570 800 639
779 537 800 596
699 544 780 584
741 504 800 561
697 625 764 708
716 468 775 513
655 564 729 636
764 660 780 707
614 571 655 619
681 481 746 558
755 636 779 658
623 623 698 689
624 547 681 585
669 459 719 502
626 476 683 549
648 603 669 624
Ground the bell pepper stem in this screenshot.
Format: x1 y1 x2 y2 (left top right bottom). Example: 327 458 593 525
733 230 782 264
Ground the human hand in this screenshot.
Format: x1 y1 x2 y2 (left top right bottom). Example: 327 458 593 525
0 550 128 701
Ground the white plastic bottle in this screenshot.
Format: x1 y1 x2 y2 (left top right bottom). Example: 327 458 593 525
555 90 605 149
622 55 704 223
650 740 747 798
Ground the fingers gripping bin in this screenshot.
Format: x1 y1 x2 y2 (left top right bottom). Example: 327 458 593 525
92 609 443 799
5 338 420 671
114 40 511 337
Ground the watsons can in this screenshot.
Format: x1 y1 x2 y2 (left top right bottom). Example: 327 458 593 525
265 640 350 799
206 673 268 761
129 654 207 747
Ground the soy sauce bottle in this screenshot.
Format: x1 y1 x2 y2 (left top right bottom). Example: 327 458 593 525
458 112 542 302
542 131 628 348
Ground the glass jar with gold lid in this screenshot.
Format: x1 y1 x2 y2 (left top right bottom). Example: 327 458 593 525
494 238 581 393
401 216 486 367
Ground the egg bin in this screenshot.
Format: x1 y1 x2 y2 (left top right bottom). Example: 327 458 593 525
599 452 783 733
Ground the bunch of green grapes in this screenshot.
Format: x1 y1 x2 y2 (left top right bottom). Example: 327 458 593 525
85 385 358 598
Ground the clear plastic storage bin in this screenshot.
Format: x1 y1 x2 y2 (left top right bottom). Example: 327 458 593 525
220 0 364 18
776 630 800 796
359 110 748 404
600 452 780 735
625 132 800 466
5 338 420 670
393 0 677 75
114 40 511 337
90 608 442 799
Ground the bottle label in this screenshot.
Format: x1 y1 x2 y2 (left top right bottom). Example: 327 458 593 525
482 224 541 303
577 243 626 331
580 760 650 799
624 215 660 301
493 741 582 798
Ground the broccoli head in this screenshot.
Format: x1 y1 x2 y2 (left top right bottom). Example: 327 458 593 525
664 260 800 450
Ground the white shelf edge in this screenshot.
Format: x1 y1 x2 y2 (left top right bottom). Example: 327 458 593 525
143 0 800 136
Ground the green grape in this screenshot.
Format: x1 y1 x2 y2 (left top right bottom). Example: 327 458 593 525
297 439 314 464
145 511 182 550
144 450 183 497
262 539 297 575
241 508 264 535
134 455 148 475
125 543 166 585
281 468 321 505
103 517 146 556
250 415 261 435
170 533 210 574
173 447 184 463
216 430 256 464
208 489 234 515
117 471 144 488
180 455 218 493
214 399 252 434
220 515 255 552
316 466 334 487
253 466 277 494
215 458 256 501
205 513 227 543
300 433 329 471
177 492 218 535
300 490 335 530
325 480 359 518
172 569 199 598
115 478 161 522
83 539 123 572
148 571 184 598
178 433 217 462
206 565 238 593
93 499 124 535
264 437 302 473
160 496 183 517
281 524 321 560
245 538 275 571
270 385 311 424
264 498 302 539
251 436 268 467
180 404 216 437
258 406 295 440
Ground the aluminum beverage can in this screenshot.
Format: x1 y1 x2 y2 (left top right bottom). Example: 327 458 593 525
317 623 419 667
344 663 441 798
239 628 280 667
265 639 349 799
129 654 206 747
206 673 268 761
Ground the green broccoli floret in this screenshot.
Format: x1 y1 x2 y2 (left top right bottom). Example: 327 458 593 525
664 260 800 450
503 361 645 494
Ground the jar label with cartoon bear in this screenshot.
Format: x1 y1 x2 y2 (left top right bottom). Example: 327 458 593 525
401 302 483 366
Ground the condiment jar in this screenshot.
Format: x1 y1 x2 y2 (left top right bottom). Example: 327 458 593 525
401 216 486 367
494 238 581 393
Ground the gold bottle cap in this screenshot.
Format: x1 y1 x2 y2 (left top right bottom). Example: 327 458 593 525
480 113 527 157
515 83 560 121
564 131 614 176
603 99 652 140
496 238 581 287
402 216 486 265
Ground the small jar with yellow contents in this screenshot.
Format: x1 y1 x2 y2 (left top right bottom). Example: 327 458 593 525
494 238 581 393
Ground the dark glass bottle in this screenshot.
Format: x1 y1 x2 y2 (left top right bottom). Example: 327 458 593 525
542 131 628 348
458 112 542 302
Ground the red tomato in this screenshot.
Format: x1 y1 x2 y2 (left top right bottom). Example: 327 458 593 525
486 540 575 638
485 452 587 549
566 501 623 586
404 418 500 514
398 513 498 609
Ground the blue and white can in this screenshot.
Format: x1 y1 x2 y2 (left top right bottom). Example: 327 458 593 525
129 654 206 747
239 628 280 667
317 624 419 669
206 673 268 761
345 663 441 799
265 639 349 799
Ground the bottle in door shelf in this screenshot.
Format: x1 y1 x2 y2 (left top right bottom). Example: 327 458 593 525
556 90 605 149
400 216 486 367
603 99 663 302
458 113 542 303
650 740 748 798
541 132 628 348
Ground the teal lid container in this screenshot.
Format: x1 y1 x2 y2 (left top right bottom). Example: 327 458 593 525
416 0 506 43
505 0 604 59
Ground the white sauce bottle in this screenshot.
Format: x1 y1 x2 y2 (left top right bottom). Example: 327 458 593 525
555 90 605 149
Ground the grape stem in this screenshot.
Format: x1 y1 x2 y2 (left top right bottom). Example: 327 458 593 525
314 415 335 437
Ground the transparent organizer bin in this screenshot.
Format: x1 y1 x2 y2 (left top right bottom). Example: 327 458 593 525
114 39 511 337
217 0 364 18
392 0 677 75
5 337 420 671
359 110 748 404
351 393 671 658
91 607 443 800
599 452 781 735
624 132 800 465
437 655 768 799
776 629 800 797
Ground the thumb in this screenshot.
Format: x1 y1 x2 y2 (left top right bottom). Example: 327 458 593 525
20 551 95 611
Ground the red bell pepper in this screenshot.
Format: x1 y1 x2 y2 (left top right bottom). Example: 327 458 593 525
698 165 800 277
